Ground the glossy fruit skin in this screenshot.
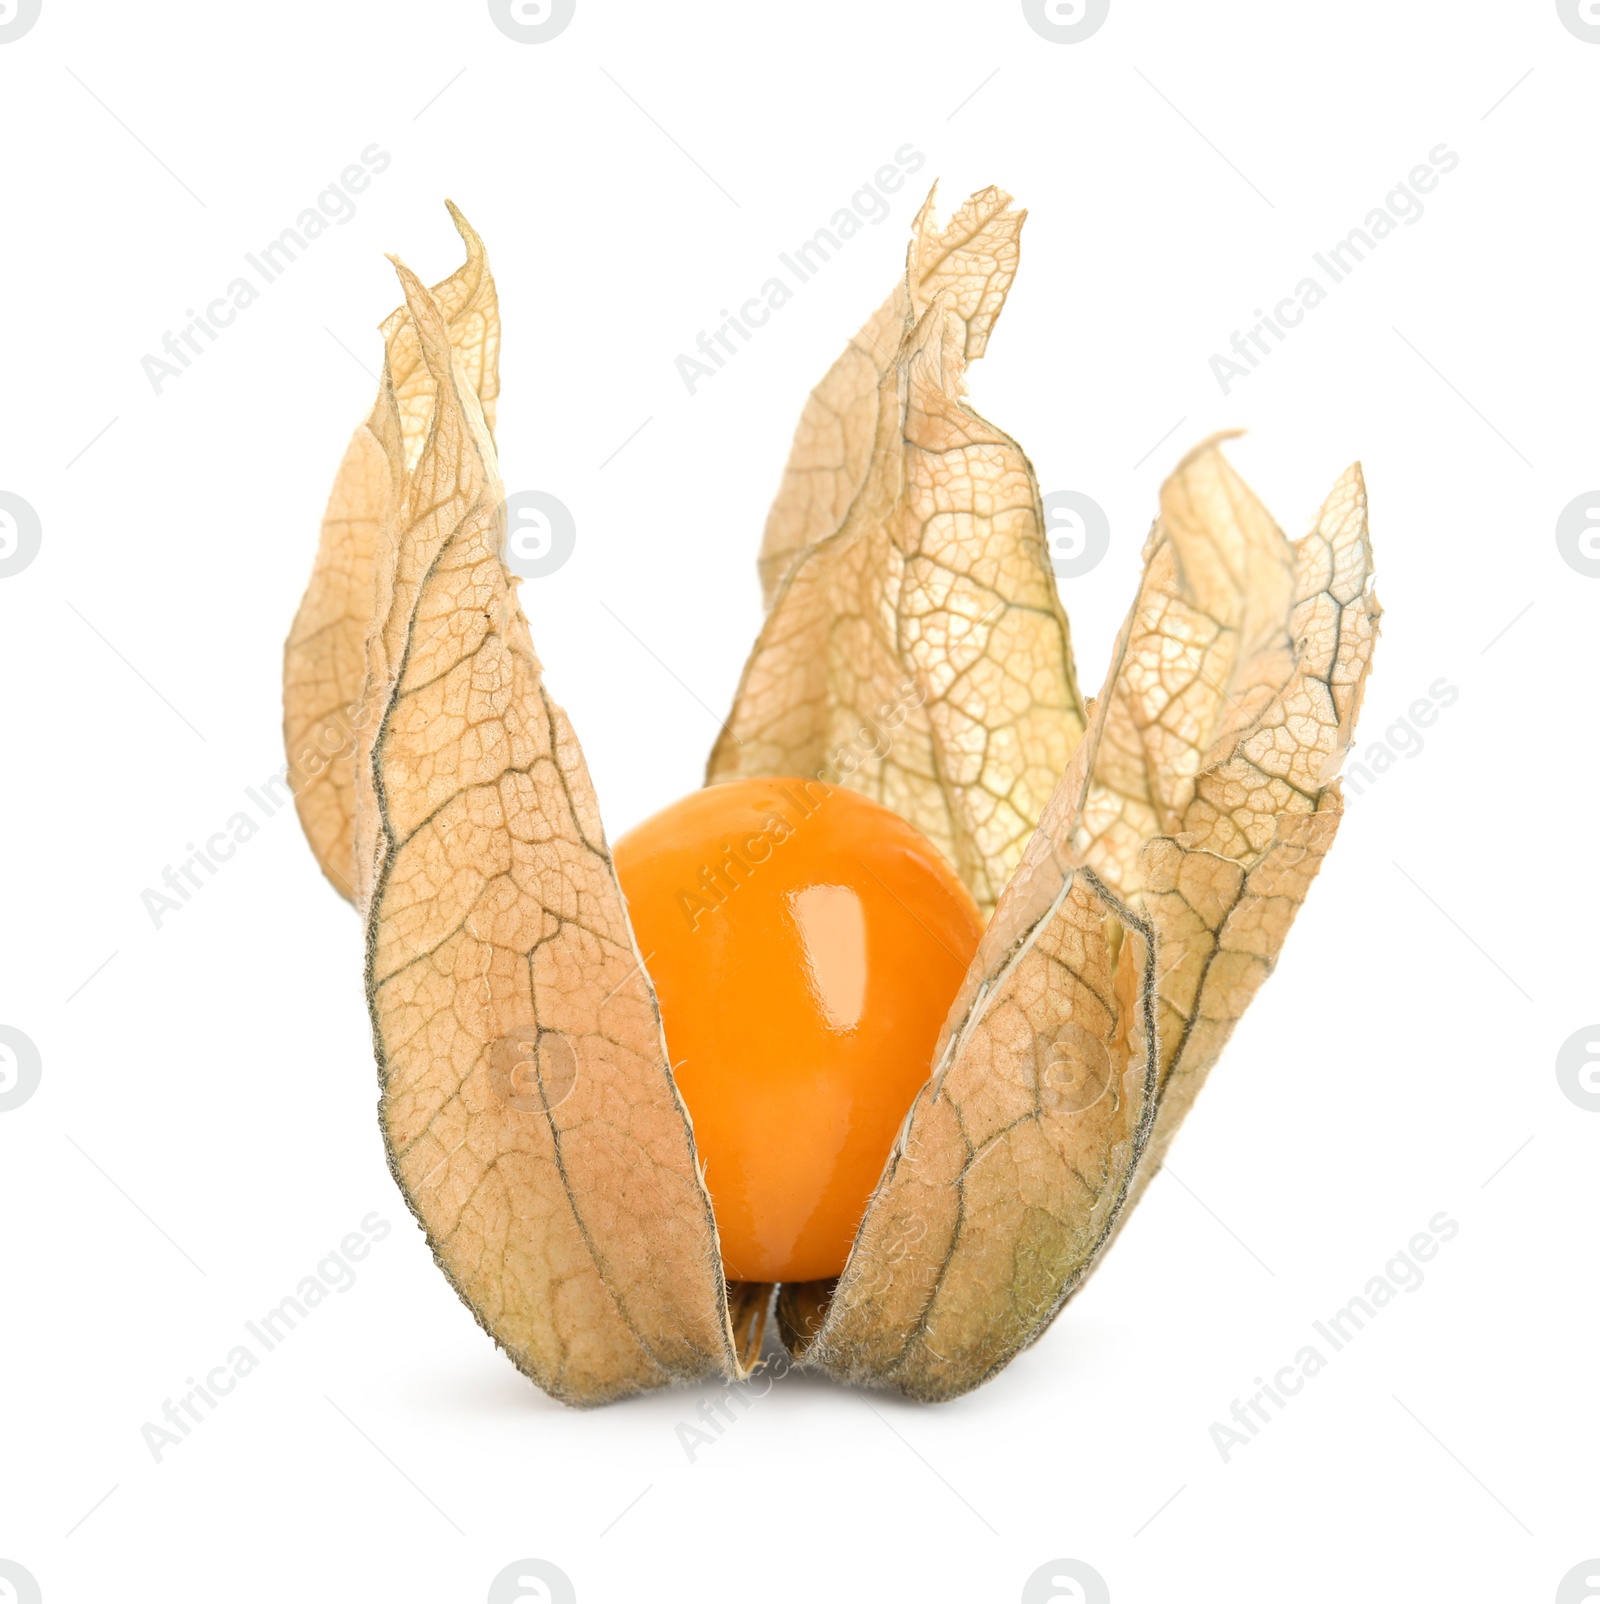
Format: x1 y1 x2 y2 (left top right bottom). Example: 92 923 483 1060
613 778 982 1284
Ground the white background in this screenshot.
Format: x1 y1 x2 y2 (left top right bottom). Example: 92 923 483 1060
1 2 1596 1601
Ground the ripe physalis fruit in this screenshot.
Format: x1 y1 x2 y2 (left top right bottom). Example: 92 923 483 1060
612 778 982 1285
283 188 1379 1406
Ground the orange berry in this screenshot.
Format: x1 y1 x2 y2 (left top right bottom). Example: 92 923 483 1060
613 778 982 1284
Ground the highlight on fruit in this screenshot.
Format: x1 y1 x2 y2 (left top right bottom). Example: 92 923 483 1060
282 188 1379 1405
